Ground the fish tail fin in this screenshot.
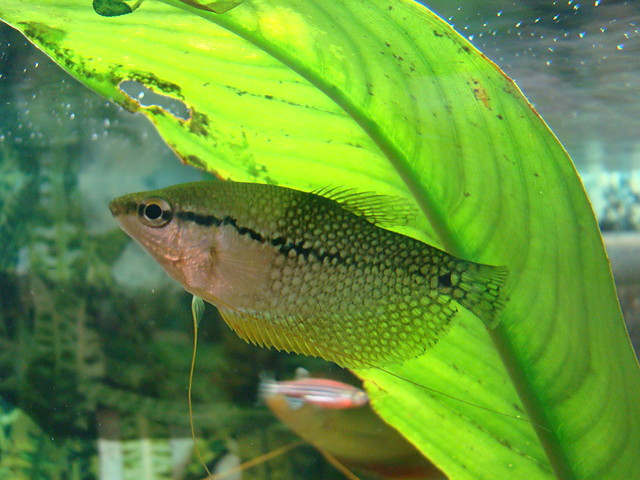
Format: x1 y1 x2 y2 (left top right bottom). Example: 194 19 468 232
457 264 509 328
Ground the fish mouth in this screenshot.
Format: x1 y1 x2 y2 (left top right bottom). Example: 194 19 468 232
109 198 137 217
108 200 119 217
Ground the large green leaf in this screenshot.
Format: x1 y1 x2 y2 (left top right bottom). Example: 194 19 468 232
2 1 638 479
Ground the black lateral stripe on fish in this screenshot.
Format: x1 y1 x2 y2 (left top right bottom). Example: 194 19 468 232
109 181 508 369
175 210 347 264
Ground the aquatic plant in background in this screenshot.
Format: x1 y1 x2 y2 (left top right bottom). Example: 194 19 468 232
0 135 282 479
0 32 323 479
0 1 638 480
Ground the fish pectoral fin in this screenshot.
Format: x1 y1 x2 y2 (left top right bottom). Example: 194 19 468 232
210 231 270 291
313 187 417 228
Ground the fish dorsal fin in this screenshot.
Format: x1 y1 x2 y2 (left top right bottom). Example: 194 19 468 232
313 187 417 228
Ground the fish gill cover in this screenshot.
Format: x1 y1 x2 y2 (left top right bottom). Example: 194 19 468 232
0 1 638 480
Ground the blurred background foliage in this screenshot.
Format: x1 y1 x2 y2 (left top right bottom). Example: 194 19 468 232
0 21 348 480
0 1 638 479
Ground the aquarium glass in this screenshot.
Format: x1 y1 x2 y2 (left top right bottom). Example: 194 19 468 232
0 1 638 479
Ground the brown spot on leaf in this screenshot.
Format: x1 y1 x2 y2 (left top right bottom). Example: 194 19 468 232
185 154 207 170
18 21 67 47
128 72 183 97
188 109 210 136
473 85 492 110
117 93 141 113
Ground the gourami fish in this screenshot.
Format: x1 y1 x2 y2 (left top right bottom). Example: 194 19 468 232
109 181 508 369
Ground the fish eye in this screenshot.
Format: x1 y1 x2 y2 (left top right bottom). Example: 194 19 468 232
138 197 172 227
